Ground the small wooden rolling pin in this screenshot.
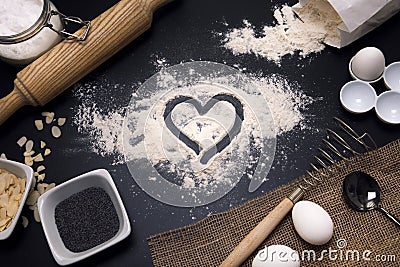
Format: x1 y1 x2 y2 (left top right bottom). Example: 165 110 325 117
0 0 171 125
220 187 304 267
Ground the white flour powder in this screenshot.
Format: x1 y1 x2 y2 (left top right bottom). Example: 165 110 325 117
124 81 265 191
221 2 342 63
71 62 320 206
73 78 135 165
0 0 63 64
72 65 316 167
74 103 125 162
0 0 42 36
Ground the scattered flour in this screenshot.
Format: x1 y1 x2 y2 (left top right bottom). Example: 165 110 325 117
74 103 125 163
71 61 320 205
151 54 170 70
72 77 140 165
124 80 270 191
221 2 342 63
72 63 317 170
251 74 313 135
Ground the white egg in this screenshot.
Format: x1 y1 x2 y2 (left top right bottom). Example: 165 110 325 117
351 47 385 81
252 245 300 267
292 200 333 245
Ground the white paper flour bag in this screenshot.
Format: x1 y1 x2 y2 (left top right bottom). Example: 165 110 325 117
293 0 400 48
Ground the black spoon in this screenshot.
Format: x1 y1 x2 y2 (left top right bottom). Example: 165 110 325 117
343 171 400 227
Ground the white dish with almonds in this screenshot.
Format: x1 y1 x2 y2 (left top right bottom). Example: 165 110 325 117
0 158 33 240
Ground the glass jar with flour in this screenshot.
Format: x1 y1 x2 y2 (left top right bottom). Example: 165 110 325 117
0 0 90 65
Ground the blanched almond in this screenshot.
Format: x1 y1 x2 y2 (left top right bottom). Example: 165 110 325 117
51 126 61 138
45 183 56 193
6 200 18 218
24 157 33 167
30 177 36 191
44 149 51 156
26 191 40 206
33 206 40 222
23 150 35 157
37 183 45 195
37 165 45 173
34 120 44 131
13 193 22 201
11 184 20 195
21 216 29 228
58 118 66 126
42 112 54 124
0 218 11 231
37 174 45 182
17 136 27 147
25 140 34 152
19 179 25 193
0 208 6 219
0 194 9 208
33 153 44 162
0 178 5 193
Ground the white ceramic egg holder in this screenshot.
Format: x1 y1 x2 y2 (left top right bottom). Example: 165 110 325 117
340 60 400 124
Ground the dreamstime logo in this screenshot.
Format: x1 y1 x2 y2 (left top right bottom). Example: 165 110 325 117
256 239 397 263
336 238 347 249
123 62 276 207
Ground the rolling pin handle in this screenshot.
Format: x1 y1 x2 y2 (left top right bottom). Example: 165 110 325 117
0 87 29 126
220 187 305 267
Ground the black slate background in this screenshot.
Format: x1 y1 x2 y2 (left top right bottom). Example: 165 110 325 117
0 0 399 266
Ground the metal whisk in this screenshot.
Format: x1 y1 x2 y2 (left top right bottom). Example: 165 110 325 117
298 117 376 192
220 117 377 267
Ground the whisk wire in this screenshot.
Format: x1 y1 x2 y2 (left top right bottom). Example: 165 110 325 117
327 129 361 156
322 139 348 161
299 118 376 191
314 155 329 168
317 148 336 164
334 117 377 151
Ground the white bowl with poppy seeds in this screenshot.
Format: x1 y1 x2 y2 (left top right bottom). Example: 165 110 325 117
0 158 33 240
37 169 131 265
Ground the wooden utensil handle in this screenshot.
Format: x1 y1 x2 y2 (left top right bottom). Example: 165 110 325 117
220 198 294 267
0 0 170 125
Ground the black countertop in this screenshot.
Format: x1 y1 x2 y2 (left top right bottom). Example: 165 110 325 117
0 0 399 266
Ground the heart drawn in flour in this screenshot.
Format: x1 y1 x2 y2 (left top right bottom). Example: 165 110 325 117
163 94 244 165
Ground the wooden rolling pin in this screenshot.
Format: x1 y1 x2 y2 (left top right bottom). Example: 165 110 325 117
0 0 171 125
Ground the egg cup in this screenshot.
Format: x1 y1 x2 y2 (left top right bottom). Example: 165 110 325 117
344 48 400 124
383 62 400 91
375 91 400 124
340 81 400 124
340 80 376 114
348 56 383 84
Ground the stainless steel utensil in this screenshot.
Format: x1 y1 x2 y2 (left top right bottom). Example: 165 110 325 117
343 171 400 227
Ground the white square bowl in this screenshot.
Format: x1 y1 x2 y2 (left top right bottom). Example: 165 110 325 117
37 169 131 265
0 158 33 240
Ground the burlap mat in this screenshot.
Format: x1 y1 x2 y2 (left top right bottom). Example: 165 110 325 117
148 139 400 266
